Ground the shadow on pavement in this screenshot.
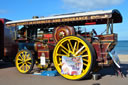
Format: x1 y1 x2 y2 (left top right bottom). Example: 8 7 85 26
0 60 15 69
73 64 128 81
97 63 128 78
120 64 128 77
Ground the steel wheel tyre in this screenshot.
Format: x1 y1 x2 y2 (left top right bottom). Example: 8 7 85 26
53 36 96 80
15 50 34 74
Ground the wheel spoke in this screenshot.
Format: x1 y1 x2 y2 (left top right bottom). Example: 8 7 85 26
21 52 25 58
73 42 77 53
19 64 24 69
25 58 31 62
27 62 31 65
22 52 26 60
25 64 27 71
82 55 88 57
75 46 85 56
18 55 23 60
24 52 30 61
23 64 25 71
83 63 87 66
78 48 87 56
61 45 69 52
24 52 28 60
67 43 71 51
26 54 30 60
26 64 30 70
68 40 73 51
24 52 27 59
18 62 23 65
61 49 69 56
83 59 88 62
57 54 67 57
18 58 23 61
76 41 79 51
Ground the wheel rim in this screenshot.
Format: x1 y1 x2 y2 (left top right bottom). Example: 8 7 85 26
16 50 32 73
53 36 92 80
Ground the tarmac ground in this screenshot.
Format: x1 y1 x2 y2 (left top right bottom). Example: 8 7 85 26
0 59 128 85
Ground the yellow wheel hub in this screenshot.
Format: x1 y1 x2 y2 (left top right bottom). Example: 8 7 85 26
53 36 94 80
15 50 34 73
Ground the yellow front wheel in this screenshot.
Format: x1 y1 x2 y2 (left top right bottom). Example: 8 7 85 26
15 50 34 74
53 36 96 80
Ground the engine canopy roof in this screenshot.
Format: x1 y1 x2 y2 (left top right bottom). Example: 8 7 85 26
6 9 122 27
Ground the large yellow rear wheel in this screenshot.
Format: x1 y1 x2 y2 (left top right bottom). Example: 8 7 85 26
53 36 96 80
15 50 34 74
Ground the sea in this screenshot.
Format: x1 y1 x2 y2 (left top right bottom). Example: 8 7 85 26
115 40 128 55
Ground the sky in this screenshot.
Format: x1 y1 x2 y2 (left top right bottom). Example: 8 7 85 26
0 0 128 40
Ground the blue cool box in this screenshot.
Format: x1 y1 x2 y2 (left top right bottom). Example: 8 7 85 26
33 70 59 76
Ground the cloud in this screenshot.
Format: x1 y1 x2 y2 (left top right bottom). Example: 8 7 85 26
0 10 8 14
62 0 123 10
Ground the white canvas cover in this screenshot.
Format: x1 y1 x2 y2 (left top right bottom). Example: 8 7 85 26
61 56 83 75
